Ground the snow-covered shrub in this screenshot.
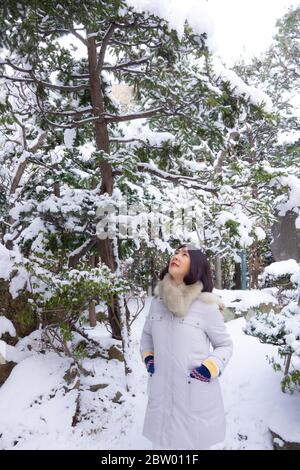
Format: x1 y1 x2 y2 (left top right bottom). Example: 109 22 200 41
0 241 131 368
262 259 300 305
40 263 130 324
244 261 300 393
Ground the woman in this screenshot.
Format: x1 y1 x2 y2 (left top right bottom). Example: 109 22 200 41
140 243 233 450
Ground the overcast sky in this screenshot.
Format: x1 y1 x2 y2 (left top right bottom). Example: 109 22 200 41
59 0 299 67
208 0 299 65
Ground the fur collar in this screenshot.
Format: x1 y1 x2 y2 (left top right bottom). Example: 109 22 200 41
154 272 224 317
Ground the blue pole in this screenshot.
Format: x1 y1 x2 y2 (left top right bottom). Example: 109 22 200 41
240 250 247 290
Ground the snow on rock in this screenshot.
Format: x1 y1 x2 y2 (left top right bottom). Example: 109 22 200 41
0 340 31 364
269 396 300 444
263 259 300 281
0 354 77 449
0 341 6 364
214 287 278 312
0 317 16 338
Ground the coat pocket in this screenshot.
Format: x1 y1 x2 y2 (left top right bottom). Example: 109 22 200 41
147 374 163 405
187 376 216 413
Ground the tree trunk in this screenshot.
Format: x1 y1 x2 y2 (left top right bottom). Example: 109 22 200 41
246 125 260 289
88 300 97 328
87 35 122 339
88 255 97 327
249 242 261 289
233 262 241 289
5 132 47 250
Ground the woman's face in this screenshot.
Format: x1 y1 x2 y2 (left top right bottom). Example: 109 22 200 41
168 246 191 282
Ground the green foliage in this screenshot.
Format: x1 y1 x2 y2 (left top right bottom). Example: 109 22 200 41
224 219 240 238
281 369 300 394
36 263 130 325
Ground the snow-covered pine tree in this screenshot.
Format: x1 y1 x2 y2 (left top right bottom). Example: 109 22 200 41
0 0 216 342
0 1 287 383
233 5 300 288
0 1 273 335
244 260 300 393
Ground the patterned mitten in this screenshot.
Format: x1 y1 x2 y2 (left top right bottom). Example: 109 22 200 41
144 354 155 375
190 363 211 382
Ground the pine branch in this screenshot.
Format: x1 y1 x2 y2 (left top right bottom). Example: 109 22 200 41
40 107 166 128
1 62 89 91
0 73 89 92
135 163 218 194
96 23 117 73
109 38 162 49
45 108 93 117
68 237 98 268
103 57 150 71
105 107 165 123
110 138 148 145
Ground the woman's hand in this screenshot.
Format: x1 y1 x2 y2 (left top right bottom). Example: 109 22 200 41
144 354 155 375
190 363 211 382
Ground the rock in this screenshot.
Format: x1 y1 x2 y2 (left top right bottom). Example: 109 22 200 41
89 349 109 359
270 430 300 450
63 363 80 390
0 332 18 346
222 308 235 322
63 362 81 427
0 352 5 365
108 344 124 362
89 383 109 392
112 391 123 404
256 303 281 314
0 361 17 386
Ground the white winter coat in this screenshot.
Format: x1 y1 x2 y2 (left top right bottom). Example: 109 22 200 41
140 274 233 450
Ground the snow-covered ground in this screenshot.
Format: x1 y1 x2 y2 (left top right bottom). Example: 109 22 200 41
0 296 299 450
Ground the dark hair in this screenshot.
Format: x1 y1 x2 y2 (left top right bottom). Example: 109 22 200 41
159 244 213 292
